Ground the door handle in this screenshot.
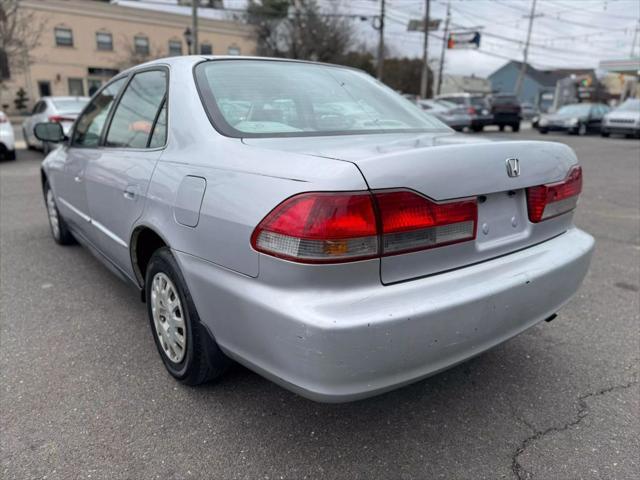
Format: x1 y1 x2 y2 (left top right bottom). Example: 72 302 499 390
123 185 138 200
74 176 83 183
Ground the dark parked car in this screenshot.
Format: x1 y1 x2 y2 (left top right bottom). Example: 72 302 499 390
436 93 491 132
537 103 610 135
487 94 521 132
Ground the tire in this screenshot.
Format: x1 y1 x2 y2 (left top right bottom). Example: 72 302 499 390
577 123 587 136
23 128 36 150
511 123 520 132
601 131 610 138
498 124 505 132
145 247 230 386
7 149 16 160
471 125 483 132
43 181 75 245
539 128 548 134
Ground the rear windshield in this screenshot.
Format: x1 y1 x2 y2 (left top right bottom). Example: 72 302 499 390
195 60 448 138
557 104 591 116
52 99 88 113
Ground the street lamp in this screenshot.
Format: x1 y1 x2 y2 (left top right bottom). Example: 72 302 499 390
183 27 193 55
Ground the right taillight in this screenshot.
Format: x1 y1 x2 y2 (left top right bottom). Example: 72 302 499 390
251 190 477 263
526 165 582 223
375 190 477 255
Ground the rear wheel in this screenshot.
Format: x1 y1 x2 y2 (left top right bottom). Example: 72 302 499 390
146 247 230 385
44 182 75 245
511 123 520 132
498 124 505 132
471 125 483 132
539 128 548 134
601 131 610 137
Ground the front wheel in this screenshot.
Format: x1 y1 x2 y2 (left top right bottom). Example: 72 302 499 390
601 131 610 137
539 128 548 134
498 124 505 132
577 123 587 136
511 123 520 132
471 125 484 132
146 247 231 386
44 182 75 245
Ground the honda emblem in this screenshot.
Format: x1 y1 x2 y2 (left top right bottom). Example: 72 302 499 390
506 158 520 177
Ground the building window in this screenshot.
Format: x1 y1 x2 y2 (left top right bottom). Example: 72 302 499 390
96 32 113 51
134 36 150 55
54 27 73 47
88 79 102 96
200 43 212 55
227 46 240 55
68 78 85 96
168 40 182 56
38 81 52 97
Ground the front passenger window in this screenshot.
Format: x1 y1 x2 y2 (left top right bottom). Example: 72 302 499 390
73 77 126 147
105 70 167 148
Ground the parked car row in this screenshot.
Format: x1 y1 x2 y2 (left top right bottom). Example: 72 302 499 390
417 93 523 133
536 99 640 138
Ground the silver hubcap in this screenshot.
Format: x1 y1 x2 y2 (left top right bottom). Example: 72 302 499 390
46 189 60 239
151 273 187 363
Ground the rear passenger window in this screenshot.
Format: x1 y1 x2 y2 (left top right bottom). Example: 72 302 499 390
105 70 167 148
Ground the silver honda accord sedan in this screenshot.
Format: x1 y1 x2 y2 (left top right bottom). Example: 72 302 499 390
35 56 594 402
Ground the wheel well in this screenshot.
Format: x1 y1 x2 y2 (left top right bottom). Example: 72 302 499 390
131 227 167 287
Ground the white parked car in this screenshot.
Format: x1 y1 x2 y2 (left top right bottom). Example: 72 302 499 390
0 111 16 160
601 98 640 138
22 96 89 153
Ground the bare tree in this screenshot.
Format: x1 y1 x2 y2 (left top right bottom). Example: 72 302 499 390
115 36 164 70
0 0 46 83
247 0 353 63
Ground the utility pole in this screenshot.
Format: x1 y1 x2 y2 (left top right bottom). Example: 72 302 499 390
436 1 450 96
191 0 199 55
419 0 431 98
514 0 538 99
376 0 386 80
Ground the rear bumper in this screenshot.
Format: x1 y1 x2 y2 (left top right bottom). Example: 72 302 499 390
177 228 594 402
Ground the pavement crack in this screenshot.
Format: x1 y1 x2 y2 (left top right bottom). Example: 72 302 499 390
510 376 639 480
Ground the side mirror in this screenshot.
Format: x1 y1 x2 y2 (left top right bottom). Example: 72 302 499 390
34 122 66 143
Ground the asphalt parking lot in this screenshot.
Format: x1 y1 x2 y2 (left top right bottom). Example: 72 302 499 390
1 128 638 479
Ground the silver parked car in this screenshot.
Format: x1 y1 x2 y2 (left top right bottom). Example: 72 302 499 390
601 98 640 138
418 99 471 131
35 57 594 402
23 96 89 153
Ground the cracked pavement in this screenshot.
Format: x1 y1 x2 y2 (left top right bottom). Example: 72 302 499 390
1 130 639 479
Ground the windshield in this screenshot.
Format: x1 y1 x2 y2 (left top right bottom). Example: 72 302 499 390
556 104 591 117
616 99 640 112
52 99 88 113
195 60 448 138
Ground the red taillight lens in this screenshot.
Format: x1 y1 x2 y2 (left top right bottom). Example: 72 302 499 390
252 190 477 263
526 165 582 223
251 192 378 263
376 190 477 254
467 107 477 115
48 115 74 123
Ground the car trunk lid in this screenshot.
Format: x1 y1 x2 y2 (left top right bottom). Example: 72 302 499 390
243 133 579 283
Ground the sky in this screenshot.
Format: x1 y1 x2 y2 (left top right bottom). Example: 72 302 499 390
116 0 640 77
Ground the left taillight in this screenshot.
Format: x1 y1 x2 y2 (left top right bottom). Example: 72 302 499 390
251 190 477 264
48 115 74 123
251 192 379 263
526 165 582 223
